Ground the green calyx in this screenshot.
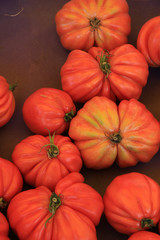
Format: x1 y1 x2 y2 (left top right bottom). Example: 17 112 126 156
89 17 101 30
9 83 17 92
107 132 122 144
41 131 59 159
0 197 7 210
64 109 75 122
45 192 61 227
49 193 61 214
141 218 154 229
99 51 112 77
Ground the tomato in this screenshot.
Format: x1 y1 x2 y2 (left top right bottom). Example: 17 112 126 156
0 213 10 240
61 44 149 103
69 97 160 169
128 231 160 240
137 16 160 67
103 172 160 235
12 133 82 191
55 0 131 51
0 76 16 127
22 88 76 135
0 157 23 210
7 172 104 240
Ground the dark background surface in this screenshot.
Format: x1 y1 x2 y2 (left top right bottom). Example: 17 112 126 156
0 0 160 239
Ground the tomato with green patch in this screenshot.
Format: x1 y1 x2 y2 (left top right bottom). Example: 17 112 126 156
69 96 160 168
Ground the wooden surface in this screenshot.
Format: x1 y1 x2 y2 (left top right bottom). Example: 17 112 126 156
0 0 160 239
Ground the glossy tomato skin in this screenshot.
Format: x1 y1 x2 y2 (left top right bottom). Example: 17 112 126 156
0 76 15 127
0 157 23 209
137 16 160 67
7 172 104 240
128 231 160 240
22 88 76 135
69 97 160 169
0 213 10 240
55 0 131 51
103 172 160 235
12 134 82 191
61 44 149 103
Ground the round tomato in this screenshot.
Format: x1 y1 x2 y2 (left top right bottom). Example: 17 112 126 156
103 172 160 235
55 0 131 51
0 213 10 240
22 88 76 135
128 231 160 240
69 96 160 169
7 172 104 240
137 16 160 67
12 133 82 190
0 157 23 210
0 76 16 127
61 44 149 102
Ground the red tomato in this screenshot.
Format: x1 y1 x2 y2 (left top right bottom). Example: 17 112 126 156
7 172 104 240
55 0 131 51
12 133 82 190
0 213 10 240
0 76 16 127
61 44 149 102
0 158 23 210
103 172 160 235
22 88 76 135
128 231 160 240
69 97 160 169
137 16 160 67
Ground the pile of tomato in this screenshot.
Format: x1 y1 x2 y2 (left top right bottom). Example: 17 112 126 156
0 0 160 239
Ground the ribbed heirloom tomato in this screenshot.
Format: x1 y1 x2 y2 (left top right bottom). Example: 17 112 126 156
0 213 10 240
137 16 160 67
128 231 160 240
7 172 104 240
69 96 160 169
22 88 76 135
55 0 131 51
12 133 82 190
103 172 160 235
61 44 149 102
0 157 23 210
0 76 16 127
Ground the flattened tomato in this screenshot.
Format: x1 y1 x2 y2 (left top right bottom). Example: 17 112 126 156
103 173 160 235
137 16 160 67
0 158 23 210
61 44 149 102
69 96 160 168
7 172 104 240
12 133 82 190
55 0 131 51
128 231 160 240
0 213 10 240
0 76 16 127
22 88 76 135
